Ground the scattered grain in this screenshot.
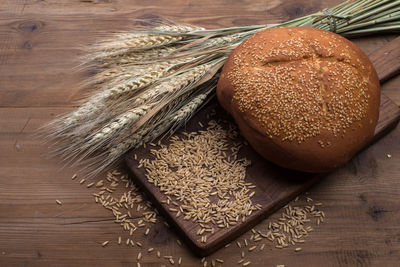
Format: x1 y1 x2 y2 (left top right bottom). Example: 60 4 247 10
248 245 256 252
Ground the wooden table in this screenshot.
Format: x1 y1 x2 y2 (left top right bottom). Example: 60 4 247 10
1 1 399 266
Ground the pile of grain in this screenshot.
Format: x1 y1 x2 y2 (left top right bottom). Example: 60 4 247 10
139 120 260 243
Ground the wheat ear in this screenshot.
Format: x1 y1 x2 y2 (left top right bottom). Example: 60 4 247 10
172 92 211 122
96 46 176 66
90 104 154 144
94 25 201 55
63 63 170 127
106 82 216 163
132 63 208 106
86 63 211 145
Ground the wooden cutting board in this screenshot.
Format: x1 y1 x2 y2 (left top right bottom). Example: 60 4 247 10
125 37 400 256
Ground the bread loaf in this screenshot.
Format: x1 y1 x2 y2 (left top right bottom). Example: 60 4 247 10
217 27 380 173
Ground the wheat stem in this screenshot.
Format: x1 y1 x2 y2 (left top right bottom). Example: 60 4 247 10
47 0 400 175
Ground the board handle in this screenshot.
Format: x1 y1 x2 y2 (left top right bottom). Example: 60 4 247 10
369 36 400 83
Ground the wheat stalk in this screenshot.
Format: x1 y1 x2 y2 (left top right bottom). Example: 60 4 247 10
64 67 163 125
102 91 213 174
91 24 203 60
91 63 214 144
132 63 209 106
47 0 400 174
90 104 154 143
63 60 178 128
170 91 212 131
98 47 176 67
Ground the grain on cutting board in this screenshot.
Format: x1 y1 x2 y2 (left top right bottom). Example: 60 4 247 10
138 120 259 242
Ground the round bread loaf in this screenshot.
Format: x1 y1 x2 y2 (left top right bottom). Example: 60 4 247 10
217 27 380 173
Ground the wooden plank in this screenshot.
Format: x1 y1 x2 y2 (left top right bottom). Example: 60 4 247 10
369 36 400 83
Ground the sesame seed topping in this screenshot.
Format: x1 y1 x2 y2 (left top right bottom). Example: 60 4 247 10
228 28 371 145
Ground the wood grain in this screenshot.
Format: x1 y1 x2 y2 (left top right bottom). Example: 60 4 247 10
369 36 400 83
1 0 400 266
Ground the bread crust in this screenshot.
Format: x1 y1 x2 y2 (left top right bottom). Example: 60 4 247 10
217 27 380 173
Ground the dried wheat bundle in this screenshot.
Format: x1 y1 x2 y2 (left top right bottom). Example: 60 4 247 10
47 0 400 175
